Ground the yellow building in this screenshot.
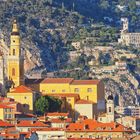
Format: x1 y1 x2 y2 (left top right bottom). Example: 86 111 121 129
7 85 37 113
40 78 105 113
7 20 24 87
0 104 14 121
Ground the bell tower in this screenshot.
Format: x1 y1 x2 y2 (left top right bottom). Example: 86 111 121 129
7 20 24 87
106 95 114 122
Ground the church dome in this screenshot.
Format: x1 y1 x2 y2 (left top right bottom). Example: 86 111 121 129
108 95 113 100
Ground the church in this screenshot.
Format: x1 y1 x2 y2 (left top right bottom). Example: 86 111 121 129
0 20 105 115
0 20 24 94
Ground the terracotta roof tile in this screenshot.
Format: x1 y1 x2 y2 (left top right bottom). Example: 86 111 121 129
0 104 14 109
76 99 94 104
66 119 133 132
41 78 74 84
0 133 19 139
10 85 33 93
16 120 48 127
0 120 14 127
71 80 100 85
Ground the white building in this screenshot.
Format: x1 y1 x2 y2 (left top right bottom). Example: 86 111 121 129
118 18 140 47
32 128 67 140
75 99 97 120
115 106 140 118
98 95 114 123
116 116 140 131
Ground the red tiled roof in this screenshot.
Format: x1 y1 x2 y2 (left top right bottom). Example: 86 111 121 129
47 112 69 117
0 133 19 139
16 120 48 127
0 127 20 139
10 85 33 93
71 80 100 85
0 120 14 127
66 119 133 132
41 78 74 84
50 118 72 123
76 99 94 104
0 104 14 109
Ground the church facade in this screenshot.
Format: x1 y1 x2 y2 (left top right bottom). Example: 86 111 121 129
7 20 24 87
0 20 24 93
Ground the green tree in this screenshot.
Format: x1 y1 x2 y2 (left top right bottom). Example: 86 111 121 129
46 96 62 112
35 96 49 115
35 95 62 115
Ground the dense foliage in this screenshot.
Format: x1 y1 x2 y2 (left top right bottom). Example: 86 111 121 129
0 0 139 73
35 96 62 115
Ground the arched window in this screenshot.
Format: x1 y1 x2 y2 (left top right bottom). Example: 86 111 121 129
109 107 111 113
12 68 15 76
13 49 15 55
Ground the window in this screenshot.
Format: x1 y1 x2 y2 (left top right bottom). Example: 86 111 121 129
13 40 15 43
109 107 112 113
62 89 65 92
87 88 92 92
12 68 15 76
5 109 11 112
24 96 27 99
52 90 55 93
87 96 89 100
85 124 89 129
13 49 15 55
74 88 79 92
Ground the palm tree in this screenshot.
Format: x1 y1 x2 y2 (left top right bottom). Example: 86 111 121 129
59 116 66 129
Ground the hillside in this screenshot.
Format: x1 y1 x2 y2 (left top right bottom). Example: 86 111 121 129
0 0 140 105
0 0 91 73
0 0 139 73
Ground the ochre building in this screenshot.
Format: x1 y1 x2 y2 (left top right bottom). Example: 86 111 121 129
8 20 24 87
40 78 105 113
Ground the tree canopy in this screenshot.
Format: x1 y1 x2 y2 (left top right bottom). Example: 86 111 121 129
35 96 62 115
